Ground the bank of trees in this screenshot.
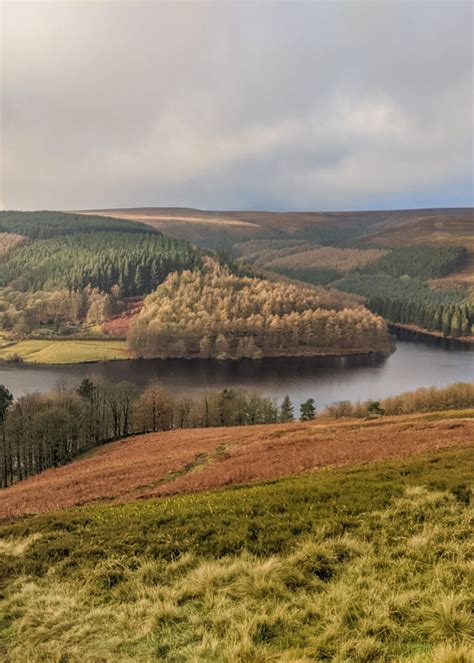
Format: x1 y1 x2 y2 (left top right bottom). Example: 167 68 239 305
0 380 291 487
335 274 473 337
0 232 203 296
127 259 390 359
324 382 474 419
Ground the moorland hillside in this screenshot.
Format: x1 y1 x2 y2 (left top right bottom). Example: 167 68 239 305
0 443 472 662
2 407 472 521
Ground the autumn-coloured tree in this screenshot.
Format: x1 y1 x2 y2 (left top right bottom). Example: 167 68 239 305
128 259 390 359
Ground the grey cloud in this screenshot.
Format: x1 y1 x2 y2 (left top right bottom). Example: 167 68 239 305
1 0 472 210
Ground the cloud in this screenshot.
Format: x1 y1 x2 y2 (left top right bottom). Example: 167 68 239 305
1 0 472 210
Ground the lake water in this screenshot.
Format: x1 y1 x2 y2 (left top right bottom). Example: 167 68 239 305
0 340 472 409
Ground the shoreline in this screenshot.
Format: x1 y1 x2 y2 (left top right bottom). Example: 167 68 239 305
388 323 474 347
0 346 393 369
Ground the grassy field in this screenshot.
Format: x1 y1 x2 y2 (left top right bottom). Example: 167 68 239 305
0 338 129 364
0 444 472 662
2 410 473 521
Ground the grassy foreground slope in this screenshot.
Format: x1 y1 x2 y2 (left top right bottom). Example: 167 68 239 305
0 444 472 662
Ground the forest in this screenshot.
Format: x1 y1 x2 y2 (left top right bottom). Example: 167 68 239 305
0 379 306 487
335 273 473 337
235 240 469 301
0 210 469 357
235 239 388 285
0 210 154 238
0 212 209 340
127 258 390 359
0 232 203 295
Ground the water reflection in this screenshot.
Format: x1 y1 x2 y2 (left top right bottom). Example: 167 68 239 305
0 341 472 410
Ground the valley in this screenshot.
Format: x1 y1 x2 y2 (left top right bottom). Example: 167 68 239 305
0 207 472 663
79 207 474 344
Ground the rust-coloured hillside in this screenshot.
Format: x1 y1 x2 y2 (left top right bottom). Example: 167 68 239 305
2 411 472 521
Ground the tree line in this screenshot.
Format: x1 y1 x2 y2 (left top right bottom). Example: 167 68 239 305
128 258 390 359
0 211 154 239
0 285 126 337
0 380 316 488
323 382 474 418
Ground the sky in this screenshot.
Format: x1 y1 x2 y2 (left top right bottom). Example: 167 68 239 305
1 0 472 212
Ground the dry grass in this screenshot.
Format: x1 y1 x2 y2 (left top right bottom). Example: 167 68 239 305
1 478 472 662
1 410 472 521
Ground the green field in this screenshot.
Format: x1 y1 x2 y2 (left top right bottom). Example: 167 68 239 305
1 445 472 662
0 338 129 364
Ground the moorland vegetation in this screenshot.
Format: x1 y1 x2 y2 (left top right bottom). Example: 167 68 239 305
0 444 472 661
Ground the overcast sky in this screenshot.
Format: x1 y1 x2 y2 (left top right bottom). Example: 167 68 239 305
1 0 472 211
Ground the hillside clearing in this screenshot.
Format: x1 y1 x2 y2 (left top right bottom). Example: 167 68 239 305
1 410 472 521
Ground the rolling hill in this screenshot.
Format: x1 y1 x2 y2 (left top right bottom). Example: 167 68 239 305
77 206 474 252
2 409 472 521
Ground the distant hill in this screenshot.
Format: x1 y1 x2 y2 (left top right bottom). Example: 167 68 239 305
76 207 474 336
77 206 474 251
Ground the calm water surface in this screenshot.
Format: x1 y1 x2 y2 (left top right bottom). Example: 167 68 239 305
0 340 472 409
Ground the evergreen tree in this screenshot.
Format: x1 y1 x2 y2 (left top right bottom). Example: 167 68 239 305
300 398 316 421
367 400 385 417
0 385 13 422
279 395 295 422
76 378 95 400
450 308 463 338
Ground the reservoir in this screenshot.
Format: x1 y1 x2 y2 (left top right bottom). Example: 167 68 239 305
0 340 472 410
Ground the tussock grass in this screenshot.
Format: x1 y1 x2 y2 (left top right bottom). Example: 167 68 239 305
0 534 41 556
0 446 473 661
